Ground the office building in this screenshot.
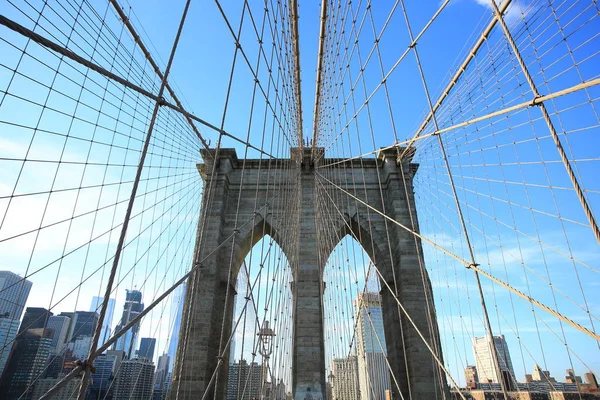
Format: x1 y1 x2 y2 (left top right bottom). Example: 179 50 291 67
113 358 155 400
167 283 185 371
0 315 20 378
90 296 115 346
44 348 78 379
137 337 156 361
355 292 391 400
57 312 74 341
47 315 70 354
331 356 360 400
32 373 82 400
0 271 32 320
0 328 54 399
472 335 515 384
67 311 99 342
226 359 262 400
67 335 92 359
18 307 53 333
154 353 170 400
89 350 124 400
113 289 144 358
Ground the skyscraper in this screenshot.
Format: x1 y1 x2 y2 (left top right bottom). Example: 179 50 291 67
0 271 32 320
167 283 185 371
154 353 170 399
67 311 99 342
47 315 70 354
0 328 54 399
0 315 19 378
113 289 144 359
331 356 360 400
355 292 391 400
137 337 156 361
113 358 155 400
89 350 124 400
90 296 115 346
67 335 92 359
472 335 515 384
18 307 53 334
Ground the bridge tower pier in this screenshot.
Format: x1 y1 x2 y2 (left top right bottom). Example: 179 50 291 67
168 147 447 400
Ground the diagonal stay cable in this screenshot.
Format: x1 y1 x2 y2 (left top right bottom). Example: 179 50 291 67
38 197 271 400
75 0 193 397
487 0 600 246
0 14 278 159
316 170 600 343
400 0 513 157
107 0 213 157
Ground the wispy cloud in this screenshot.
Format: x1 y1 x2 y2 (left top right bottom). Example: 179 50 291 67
471 0 534 25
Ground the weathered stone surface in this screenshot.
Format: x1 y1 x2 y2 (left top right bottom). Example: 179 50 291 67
168 148 447 400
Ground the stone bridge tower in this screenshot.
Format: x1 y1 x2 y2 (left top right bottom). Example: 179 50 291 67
168 147 447 400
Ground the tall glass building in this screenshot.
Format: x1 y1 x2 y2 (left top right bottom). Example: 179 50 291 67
90 296 115 346
354 292 391 400
0 272 31 379
167 283 185 371
113 289 144 359
0 316 19 378
0 271 32 320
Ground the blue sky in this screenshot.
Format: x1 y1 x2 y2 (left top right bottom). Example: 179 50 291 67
0 0 599 392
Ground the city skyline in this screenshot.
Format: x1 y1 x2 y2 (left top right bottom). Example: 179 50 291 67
0 263 596 390
0 271 182 366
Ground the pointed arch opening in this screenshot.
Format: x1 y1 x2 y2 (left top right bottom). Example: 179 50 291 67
322 230 394 400
226 230 293 399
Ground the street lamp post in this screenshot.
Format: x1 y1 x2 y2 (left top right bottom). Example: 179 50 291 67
258 320 276 400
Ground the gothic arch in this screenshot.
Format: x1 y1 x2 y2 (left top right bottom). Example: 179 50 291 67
229 215 292 284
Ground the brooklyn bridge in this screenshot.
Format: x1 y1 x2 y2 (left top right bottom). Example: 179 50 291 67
0 0 598 399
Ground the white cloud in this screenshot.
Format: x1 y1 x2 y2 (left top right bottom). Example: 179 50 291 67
472 0 533 25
